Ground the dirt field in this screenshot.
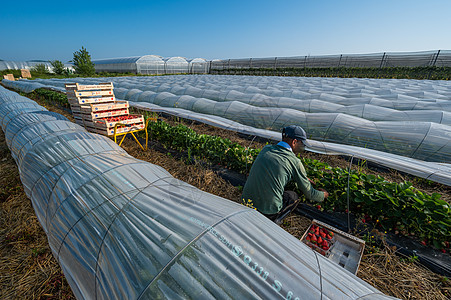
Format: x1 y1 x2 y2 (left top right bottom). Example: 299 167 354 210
0 92 450 299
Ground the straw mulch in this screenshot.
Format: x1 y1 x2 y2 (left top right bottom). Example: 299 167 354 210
278 214 451 299
358 239 451 299
0 92 449 299
0 130 75 299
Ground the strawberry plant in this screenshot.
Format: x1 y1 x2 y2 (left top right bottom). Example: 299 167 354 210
302 158 450 248
146 119 260 173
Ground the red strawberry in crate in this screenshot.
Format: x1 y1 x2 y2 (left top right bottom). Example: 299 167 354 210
311 235 317 244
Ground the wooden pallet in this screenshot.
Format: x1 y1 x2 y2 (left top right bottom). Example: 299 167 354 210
87 122 145 136
90 114 144 129
71 101 129 113
72 108 129 120
65 82 114 91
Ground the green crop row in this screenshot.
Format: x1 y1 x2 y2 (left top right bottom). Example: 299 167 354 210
303 158 450 249
20 88 451 249
31 88 70 108
212 66 451 80
146 119 260 173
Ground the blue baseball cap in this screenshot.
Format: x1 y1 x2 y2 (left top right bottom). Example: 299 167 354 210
282 125 311 147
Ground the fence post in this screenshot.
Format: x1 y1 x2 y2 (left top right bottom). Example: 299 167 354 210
274 57 277 70
338 54 342 67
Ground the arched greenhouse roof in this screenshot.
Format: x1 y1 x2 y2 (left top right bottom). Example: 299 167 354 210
136 55 164 63
163 56 188 63
188 58 208 63
92 56 143 65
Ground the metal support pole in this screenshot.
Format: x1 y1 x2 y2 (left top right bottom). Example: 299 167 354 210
432 50 441 66
428 50 441 79
379 52 386 69
346 156 354 233
245 135 257 175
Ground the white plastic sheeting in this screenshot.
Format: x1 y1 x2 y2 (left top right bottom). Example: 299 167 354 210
0 85 398 299
0 60 74 72
3 77 451 186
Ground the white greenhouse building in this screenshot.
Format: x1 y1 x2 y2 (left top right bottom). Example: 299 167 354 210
92 55 209 75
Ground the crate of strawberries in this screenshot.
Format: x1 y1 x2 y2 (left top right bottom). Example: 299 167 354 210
94 114 144 129
301 219 365 274
302 222 335 256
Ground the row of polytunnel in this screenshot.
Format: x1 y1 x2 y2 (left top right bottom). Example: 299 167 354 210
0 85 398 299
3 75 450 186
0 60 74 73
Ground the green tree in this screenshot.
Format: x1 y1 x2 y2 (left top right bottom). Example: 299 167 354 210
50 60 65 75
31 63 49 74
72 46 95 76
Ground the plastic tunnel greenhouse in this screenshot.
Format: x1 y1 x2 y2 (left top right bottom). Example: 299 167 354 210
0 85 400 299
164 57 189 74
93 56 209 75
188 58 209 74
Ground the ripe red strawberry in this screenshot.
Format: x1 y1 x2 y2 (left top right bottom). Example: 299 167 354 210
311 235 317 244
420 240 427 246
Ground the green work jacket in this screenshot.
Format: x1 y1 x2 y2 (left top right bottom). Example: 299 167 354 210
242 144 324 214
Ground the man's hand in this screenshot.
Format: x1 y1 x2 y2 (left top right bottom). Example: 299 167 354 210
318 188 329 199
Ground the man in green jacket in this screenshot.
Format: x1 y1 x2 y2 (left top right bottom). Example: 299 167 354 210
242 125 329 224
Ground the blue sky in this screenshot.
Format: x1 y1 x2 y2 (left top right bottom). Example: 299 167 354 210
2 0 451 62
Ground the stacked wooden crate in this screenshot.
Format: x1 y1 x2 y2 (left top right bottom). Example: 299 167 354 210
65 82 145 136
3 74 15 81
